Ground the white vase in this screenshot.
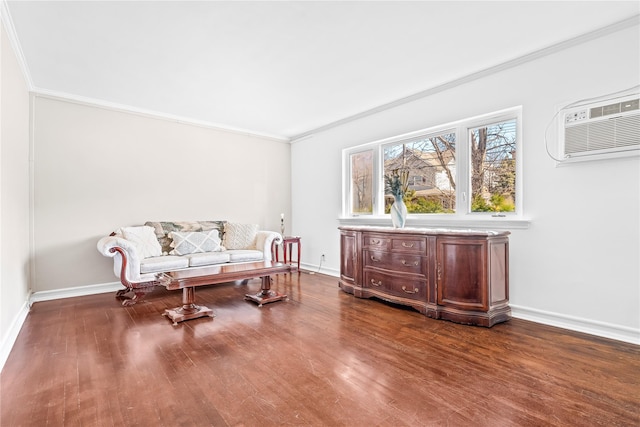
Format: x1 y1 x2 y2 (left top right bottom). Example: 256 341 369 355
390 195 407 228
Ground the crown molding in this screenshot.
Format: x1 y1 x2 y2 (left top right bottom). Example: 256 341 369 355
4 0 637 144
2 0 289 142
33 89 291 143
290 14 640 143
1 0 34 91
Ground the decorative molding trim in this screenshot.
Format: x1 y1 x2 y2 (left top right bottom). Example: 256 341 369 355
29 282 123 304
0 0 34 90
300 263 339 278
0 301 30 373
290 14 640 142
511 304 639 345
32 90 290 143
2 0 288 142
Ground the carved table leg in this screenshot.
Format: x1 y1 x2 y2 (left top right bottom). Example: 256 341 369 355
244 276 288 307
163 287 215 326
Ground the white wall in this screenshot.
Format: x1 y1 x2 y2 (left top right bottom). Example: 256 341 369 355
1 20 31 368
291 24 640 342
31 97 291 292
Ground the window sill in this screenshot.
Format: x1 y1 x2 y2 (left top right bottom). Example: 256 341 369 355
338 215 531 230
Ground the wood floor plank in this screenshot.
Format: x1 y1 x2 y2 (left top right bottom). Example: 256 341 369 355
1 272 638 426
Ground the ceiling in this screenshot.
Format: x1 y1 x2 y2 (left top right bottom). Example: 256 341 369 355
5 1 640 141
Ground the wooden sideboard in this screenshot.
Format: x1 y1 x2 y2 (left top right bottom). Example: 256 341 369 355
339 226 510 327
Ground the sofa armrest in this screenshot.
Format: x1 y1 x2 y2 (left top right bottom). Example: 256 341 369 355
97 234 138 258
97 235 157 285
255 231 282 262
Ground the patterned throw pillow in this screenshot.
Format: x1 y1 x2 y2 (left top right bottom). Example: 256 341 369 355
222 223 258 250
121 226 163 259
145 221 226 254
169 230 222 255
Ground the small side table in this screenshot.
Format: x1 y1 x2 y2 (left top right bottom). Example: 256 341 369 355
276 236 301 272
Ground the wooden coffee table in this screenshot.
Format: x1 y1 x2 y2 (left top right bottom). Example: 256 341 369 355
159 261 291 325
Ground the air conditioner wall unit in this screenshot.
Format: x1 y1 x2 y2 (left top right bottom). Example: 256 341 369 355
558 93 639 163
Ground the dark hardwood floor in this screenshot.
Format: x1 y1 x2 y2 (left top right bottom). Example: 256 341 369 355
1 272 638 426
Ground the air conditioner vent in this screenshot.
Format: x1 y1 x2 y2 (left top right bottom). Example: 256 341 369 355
560 94 640 161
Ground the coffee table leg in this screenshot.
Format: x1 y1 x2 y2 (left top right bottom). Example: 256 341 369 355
244 276 288 307
163 287 215 326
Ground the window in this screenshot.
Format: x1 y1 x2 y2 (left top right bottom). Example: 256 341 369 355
350 150 374 214
383 131 457 214
469 119 517 213
343 107 522 222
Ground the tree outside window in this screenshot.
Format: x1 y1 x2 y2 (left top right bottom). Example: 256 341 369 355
469 119 516 213
350 150 373 214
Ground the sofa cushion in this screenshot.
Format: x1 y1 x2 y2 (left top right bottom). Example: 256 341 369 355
227 249 264 263
187 251 231 267
223 223 258 250
121 226 162 259
169 230 222 255
140 255 189 274
145 221 226 254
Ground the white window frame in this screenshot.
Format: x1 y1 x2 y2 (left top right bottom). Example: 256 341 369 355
341 106 529 229
345 148 377 216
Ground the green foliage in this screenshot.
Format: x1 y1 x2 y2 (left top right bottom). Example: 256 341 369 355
471 194 515 213
471 195 492 212
493 159 516 197
385 190 455 214
405 191 447 213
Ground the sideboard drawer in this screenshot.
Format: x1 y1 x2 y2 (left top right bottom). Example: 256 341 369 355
363 269 427 301
391 237 426 253
362 233 391 251
364 250 426 275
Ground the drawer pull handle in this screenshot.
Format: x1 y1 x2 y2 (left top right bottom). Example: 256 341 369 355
402 286 419 294
371 239 381 245
370 279 382 287
401 260 418 266
401 242 415 248
370 255 380 262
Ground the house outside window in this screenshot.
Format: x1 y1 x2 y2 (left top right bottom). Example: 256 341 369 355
383 131 457 214
343 107 522 222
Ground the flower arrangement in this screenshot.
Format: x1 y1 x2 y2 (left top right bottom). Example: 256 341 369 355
384 168 409 200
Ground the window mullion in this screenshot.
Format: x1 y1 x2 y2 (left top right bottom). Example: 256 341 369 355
456 124 470 215
374 147 384 215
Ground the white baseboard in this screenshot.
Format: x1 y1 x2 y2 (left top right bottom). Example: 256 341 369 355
0 300 30 374
29 281 123 304
300 262 340 278
2 282 123 373
300 268 639 345
511 304 639 345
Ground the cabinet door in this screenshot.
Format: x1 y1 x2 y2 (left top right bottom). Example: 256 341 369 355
436 237 488 311
340 231 358 285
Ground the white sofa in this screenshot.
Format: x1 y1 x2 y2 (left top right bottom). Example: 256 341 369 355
97 220 282 305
